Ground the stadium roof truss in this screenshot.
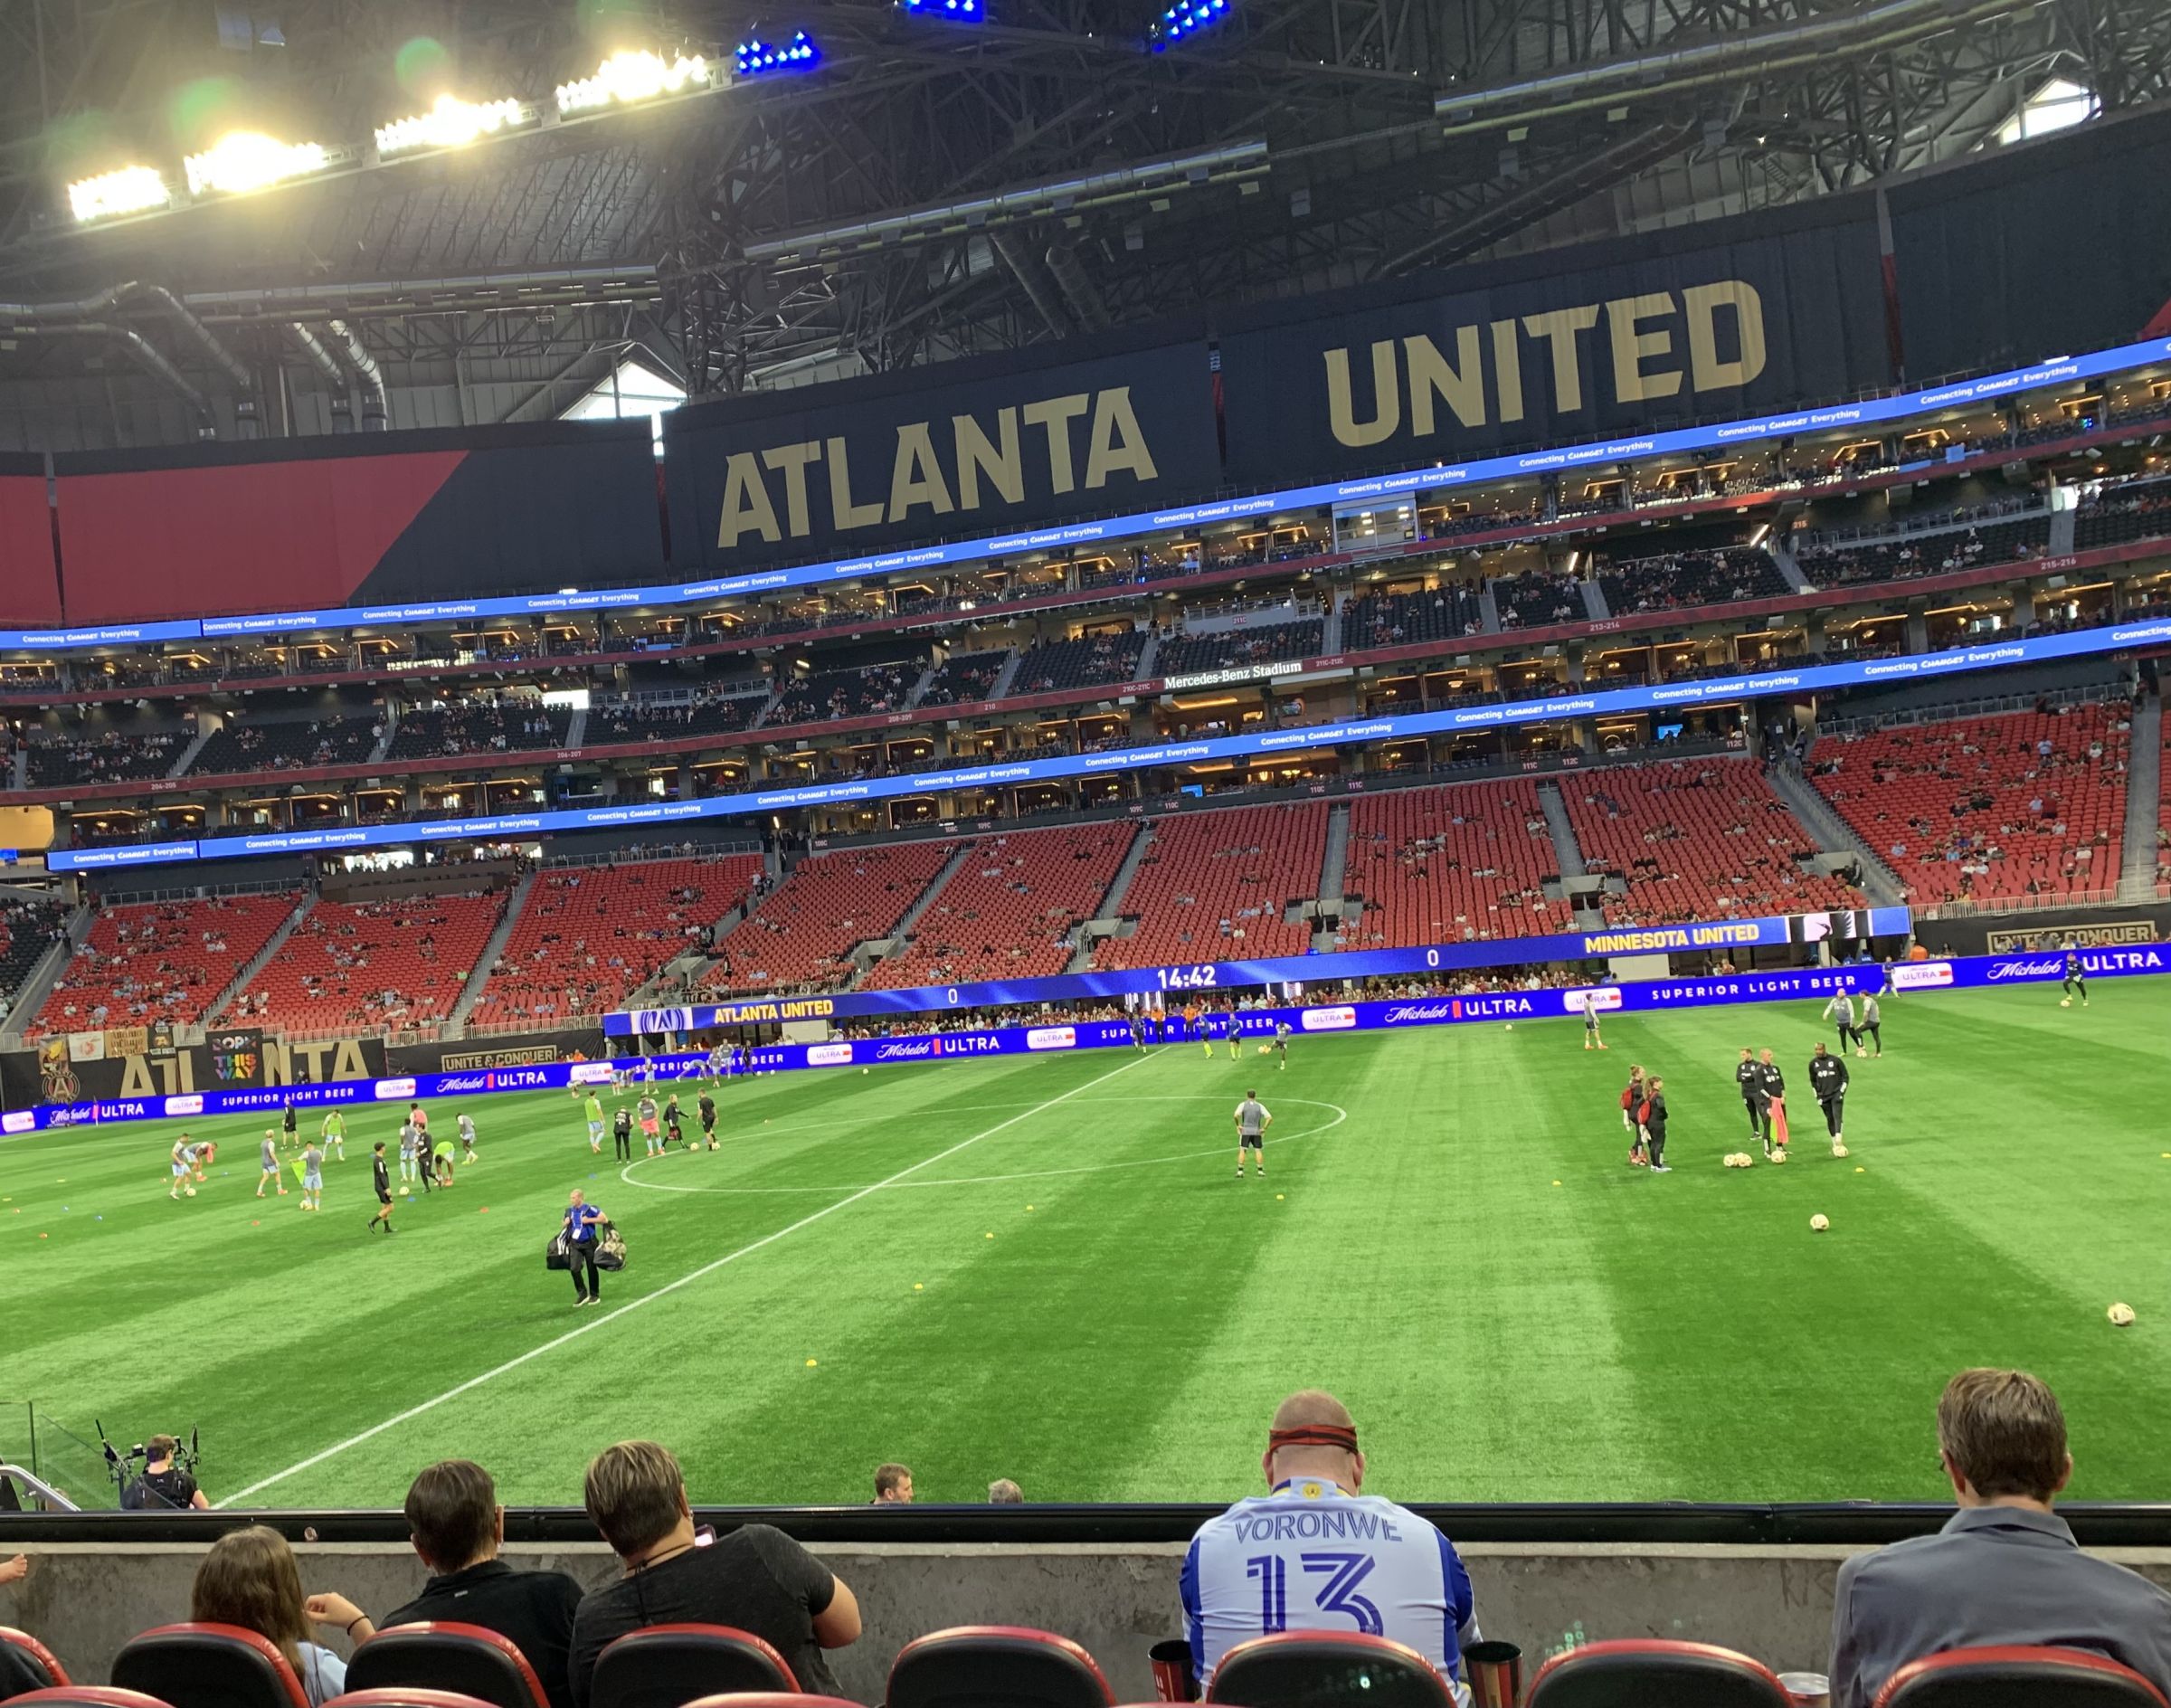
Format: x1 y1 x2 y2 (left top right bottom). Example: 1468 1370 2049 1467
0 0 2165 432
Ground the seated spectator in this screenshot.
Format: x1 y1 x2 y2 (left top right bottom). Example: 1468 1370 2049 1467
874 1462 915 1504
1830 1368 2171 1708
1180 1390 1477 1694
384 1459 585 1708
988 1478 1024 1504
192 1524 374 1707
568 1440 859 1707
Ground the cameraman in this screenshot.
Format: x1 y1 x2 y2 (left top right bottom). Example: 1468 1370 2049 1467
122 1435 210 1512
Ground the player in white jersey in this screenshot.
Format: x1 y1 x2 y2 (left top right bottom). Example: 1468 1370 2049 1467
457 1111 479 1164
168 1135 205 1200
1180 1391 1478 1697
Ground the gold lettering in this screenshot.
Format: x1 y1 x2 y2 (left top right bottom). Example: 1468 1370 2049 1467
716 451 781 548
1683 280 1767 390
825 436 885 529
888 422 956 520
762 441 822 536
1021 394 1090 494
119 1055 155 1097
1521 306 1601 413
1323 342 1400 447
1491 319 1524 423
1085 387 1158 487
1606 292 1683 403
331 1040 369 1082
953 408 1024 508
1403 328 1486 436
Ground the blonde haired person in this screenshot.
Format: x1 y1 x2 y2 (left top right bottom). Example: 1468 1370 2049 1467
189 1524 375 1706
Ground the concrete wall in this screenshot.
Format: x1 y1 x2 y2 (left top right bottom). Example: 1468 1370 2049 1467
6 1540 2170 1701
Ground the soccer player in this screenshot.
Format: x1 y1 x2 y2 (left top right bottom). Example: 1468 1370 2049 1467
1273 1019 1291 1069
281 1098 299 1150
457 1111 479 1165
1582 999 1607 1051
698 1089 718 1150
319 1108 346 1161
1233 1090 1272 1179
637 1093 661 1157
409 1100 430 1140
1620 1066 1647 1166
367 1142 396 1234
1757 1048 1790 1159
169 1134 202 1200
663 1093 684 1151
299 1138 325 1212
1180 1390 1478 1694
1639 1076 1670 1172
1857 992 1882 1058
705 1041 732 1084
611 1105 634 1162
256 1128 288 1199
583 1091 606 1154
2061 944 2089 1009
1735 1048 1765 1142
1192 1002 1210 1058
1129 1013 1146 1050
1809 1041 1850 1157
398 1118 421 1185
1823 991 1860 1055
432 1134 457 1187
1226 1008 1241 1060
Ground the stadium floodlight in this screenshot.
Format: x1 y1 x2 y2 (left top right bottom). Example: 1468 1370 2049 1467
899 0 982 19
735 31 820 76
1149 0 1228 51
183 132 332 197
375 92 536 157
555 50 719 116
68 166 171 223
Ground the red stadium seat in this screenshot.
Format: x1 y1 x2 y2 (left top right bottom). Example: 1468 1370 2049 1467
3 1692 173 1708
1205 1631 1455 1708
707 841 957 995
1525 1637 1792 1708
888 1626 1115 1708
0 1627 70 1694
1342 779 1564 947
110 1624 311 1708
327 1694 502 1708
1872 1646 2170 1708
24 893 296 1040
1095 803 1327 970
228 892 505 1037
346 1623 549 1708
586 1624 796 1708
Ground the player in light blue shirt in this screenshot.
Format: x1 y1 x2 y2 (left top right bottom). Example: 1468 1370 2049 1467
1180 1391 1478 1696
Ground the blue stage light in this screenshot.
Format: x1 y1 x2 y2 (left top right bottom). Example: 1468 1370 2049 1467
735 29 820 74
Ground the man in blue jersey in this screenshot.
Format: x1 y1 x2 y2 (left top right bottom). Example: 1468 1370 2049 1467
1180 1390 1478 1697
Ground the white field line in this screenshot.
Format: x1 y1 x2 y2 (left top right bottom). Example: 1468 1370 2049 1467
218 1048 1165 1506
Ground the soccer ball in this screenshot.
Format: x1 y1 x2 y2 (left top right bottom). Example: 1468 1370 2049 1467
399 1186 411 1198
861 1068 869 1075
184 1186 196 1197
1810 1214 1830 1232
2061 997 2072 1008
1258 1044 1271 1055
1503 1022 1513 1031
2109 1303 2137 1327
1769 1150 1788 1164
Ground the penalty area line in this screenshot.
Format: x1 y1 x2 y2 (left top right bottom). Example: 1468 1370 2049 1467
216 1046 1166 1508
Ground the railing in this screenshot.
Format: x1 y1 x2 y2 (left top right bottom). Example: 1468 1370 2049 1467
1817 678 2127 737
1915 887 2123 921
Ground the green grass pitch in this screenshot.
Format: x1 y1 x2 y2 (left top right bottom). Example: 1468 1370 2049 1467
5 982 2167 1511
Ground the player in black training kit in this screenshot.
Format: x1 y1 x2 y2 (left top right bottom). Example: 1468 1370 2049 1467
697 1090 718 1150
2061 945 2089 1008
1735 1049 1765 1141
1808 1042 1851 1157
367 1142 396 1234
611 1105 634 1161
1756 1049 1788 1158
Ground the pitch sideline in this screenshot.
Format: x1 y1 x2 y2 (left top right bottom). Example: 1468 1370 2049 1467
217 1047 1167 1507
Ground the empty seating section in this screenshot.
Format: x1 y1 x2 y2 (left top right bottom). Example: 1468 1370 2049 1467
25 894 295 1037
920 650 1010 707
0 897 70 1007
388 703 570 761
2075 479 2171 550
1796 515 2051 589
770 662 919 725
1807 705 2130 905
1094 803 1326 968
27 728 185 786
1155 620 1323 678
1597 549 1788 614
862 824 1137 989
229 893 505 1034
192 716 379 774
1562 762 1855 924
589 692 765 744
470 855 764 1026
1342 587 1484 648
708 840 958 994
1493 570 1586 627
1011 631 1148 694
1341 781 1564 945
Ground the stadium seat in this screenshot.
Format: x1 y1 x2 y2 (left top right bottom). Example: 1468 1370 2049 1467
346 1623 549 1708
586 1624 796 1708
1872 1646 2170 1708
327 1694 502 1708
3 1692 172 1708
1205 1632 1455 1708
679 1698 862 1708
887 1625 1115 1708
1094 802 1326 969
1525 1638 1792 1708
110 1624 310 1708
0 1627 70 1692
707 840 957 994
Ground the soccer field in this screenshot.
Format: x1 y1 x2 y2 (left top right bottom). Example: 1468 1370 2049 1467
6 982 2168 1513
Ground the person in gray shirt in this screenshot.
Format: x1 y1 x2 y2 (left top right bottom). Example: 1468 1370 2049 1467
1830 1368 2171 1708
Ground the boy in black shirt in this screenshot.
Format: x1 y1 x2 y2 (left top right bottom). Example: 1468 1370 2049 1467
368 1142 396 1234
611 1106 634 1162
1808 1041 1850 1157
1735 1049 1765 1141
1757 1049 1788 1158
2061 945 2089 1009
569 1441 859 1708
697 1092 718 1150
